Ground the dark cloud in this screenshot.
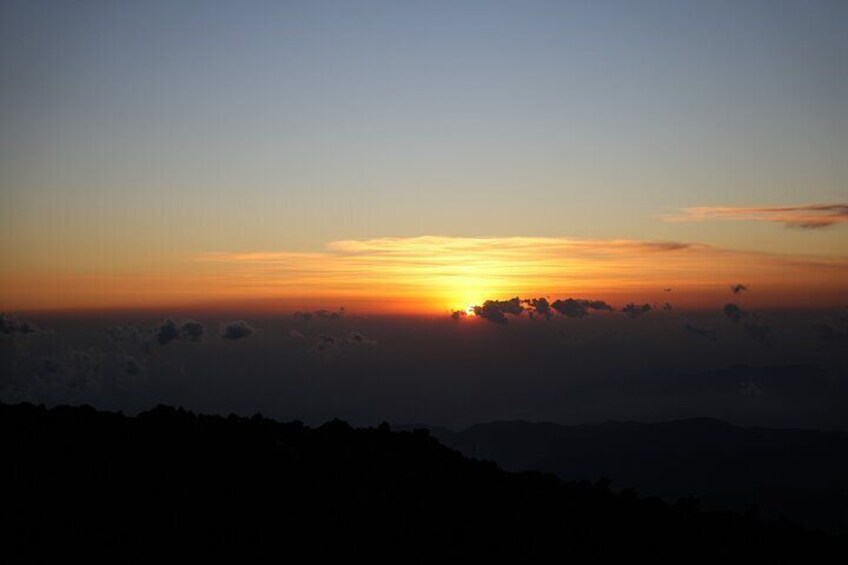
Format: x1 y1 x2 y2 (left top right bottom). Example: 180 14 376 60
684 323 716 342
473 298 523 324
180 320 205 341
313 334 338 352
723 304 748 324
221 320 255 340
156 319 181 345
153 319 206 346
523 298 553 320
0 313 39 335
347 332 377 347
664 288 672 292
731 284 748 294
663 302 673 311
450 310 467 321
551 299 614 318
621 303 652 319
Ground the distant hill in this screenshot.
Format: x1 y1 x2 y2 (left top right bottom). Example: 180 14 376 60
2 403 845 563
414 417 848 533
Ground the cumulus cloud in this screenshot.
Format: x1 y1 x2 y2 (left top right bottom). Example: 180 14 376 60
156 319 181 345
523 298 553 320
664 203 848 229
473 298 523 324
621 303 652 319
731 284 748 294
684 323 716 342
155 319 206 345
450 310 467 321
181 320 205 341
551 299 613 318
221 320 255 340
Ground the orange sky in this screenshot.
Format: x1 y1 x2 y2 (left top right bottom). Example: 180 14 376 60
3 236 846 315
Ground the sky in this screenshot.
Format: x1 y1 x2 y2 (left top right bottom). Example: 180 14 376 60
1 0 847 314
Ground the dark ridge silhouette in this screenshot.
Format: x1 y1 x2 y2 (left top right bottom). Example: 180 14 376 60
416 416 848 534
2 403 845 563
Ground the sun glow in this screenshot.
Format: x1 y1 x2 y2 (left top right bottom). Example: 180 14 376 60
3 236 847 313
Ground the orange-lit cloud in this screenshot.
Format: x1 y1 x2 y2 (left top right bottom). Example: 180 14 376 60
195 236 847 312
663 204 848 229
3 236 846 313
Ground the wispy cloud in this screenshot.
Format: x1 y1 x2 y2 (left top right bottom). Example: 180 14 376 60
663 204 848 229
195 236 848 312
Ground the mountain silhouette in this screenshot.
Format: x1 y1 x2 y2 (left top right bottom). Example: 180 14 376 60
2 402 845 563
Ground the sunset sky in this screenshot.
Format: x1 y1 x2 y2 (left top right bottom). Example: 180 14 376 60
2 0 846 314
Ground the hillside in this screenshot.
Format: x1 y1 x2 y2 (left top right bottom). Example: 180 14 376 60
2 403 845 563
420 417 848 533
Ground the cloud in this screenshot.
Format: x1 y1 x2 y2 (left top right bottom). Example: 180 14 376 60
723 304 748 323
197 236 848 313
347 332 377 347
621 303 652 319
684 323 716 342
294 308 345 321
155 319 181 345
450 310 467 321
551 299 613 318
473 298 523 324
663 203 848 229
523 298 553 320
731 284 748 294
155 319 206 345
181 320 205 341
663 302 673 311
221 320 255 340
313 334 338 352
0 313 39 335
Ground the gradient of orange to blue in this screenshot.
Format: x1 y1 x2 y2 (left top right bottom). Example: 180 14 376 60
1 1 846 314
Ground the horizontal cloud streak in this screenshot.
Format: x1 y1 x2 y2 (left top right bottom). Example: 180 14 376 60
664 204 848 229
189 236 848 313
